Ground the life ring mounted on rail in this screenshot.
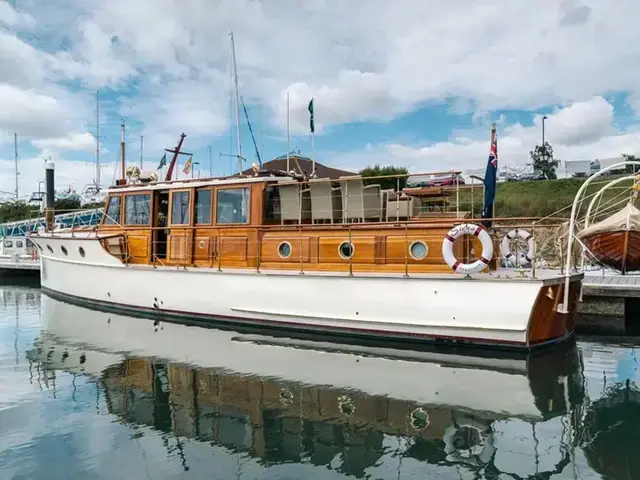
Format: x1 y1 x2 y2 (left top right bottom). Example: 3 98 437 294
441 223 494 275
500 229 535 267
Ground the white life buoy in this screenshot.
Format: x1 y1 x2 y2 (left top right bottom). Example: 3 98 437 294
500 229 535 267
441 223 493 275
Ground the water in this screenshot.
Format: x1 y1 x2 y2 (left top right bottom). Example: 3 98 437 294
0 284 639 480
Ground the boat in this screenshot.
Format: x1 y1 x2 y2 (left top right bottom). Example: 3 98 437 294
26 32 583 351
24 295 585 476
27 138 584 350
578 202 640 273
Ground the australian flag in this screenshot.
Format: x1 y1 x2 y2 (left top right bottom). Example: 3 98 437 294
481 125 497 227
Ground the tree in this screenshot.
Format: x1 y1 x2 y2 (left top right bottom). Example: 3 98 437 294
359 165 409 191
529 142 559 180
621 154 640 173
53 198 82 214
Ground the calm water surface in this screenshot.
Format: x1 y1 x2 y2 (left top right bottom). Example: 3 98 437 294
0 283 638 480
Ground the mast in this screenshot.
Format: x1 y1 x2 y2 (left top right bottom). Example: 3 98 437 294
286 91 290 173
140 135 144 169
229 31 242 174
208 144 212 177
96 90 100 187
120 119 126 182
14 133 18 199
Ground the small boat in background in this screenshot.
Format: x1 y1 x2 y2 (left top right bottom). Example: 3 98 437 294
578 203 640 274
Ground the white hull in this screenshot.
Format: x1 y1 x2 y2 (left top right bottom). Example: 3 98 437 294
38 294 582 420
32 233 581 348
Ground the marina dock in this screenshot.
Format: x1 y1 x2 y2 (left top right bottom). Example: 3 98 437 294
579 272 640 334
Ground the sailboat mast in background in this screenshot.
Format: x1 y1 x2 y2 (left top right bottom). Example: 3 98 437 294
96 90 101 187
229 31 242 175
14 133 19 200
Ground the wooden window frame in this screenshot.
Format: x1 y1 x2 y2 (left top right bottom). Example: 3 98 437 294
169 189 193 227
102 194 123 226
214 185 251 226
123 192 152 227
194 187 214 226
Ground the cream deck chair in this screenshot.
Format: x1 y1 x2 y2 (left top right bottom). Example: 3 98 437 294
309 180 342 223
339 177 382 222
278 184 311 224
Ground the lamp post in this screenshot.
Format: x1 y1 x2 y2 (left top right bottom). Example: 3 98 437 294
542 115 548 146
192 161 200 179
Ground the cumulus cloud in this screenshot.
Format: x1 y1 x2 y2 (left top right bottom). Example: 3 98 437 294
1 0 640 180
331 97 640 173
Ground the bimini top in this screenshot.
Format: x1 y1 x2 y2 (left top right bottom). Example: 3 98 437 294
578 203 640 239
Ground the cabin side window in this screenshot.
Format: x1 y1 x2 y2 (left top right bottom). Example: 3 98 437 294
216 188 249 224
104 196 122 225
195 189 212 224
124 194 151 225
263 186 281 222
171 191 191 225
3 240 12 248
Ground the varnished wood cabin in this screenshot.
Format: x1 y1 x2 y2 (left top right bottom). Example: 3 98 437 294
97 169 488 274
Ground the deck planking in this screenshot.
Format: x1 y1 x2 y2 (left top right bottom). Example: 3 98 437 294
583 273 640 298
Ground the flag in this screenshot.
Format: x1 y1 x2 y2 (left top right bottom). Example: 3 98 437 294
182 156 192 174
481 124 498 227
157 153 167 170
308 98 315 133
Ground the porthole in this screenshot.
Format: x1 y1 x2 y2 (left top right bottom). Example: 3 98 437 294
78 246 86 258
47 245 54 254
61 245 68 256
409 240 428 260
278 241 292 259
338 241 354 259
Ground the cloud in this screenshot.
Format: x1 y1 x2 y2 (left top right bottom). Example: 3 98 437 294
32 132 96 152
331 97 640 173
0 150 117 200
1 0 640 165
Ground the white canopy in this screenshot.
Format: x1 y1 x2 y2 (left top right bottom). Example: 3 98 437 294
578 203 640 239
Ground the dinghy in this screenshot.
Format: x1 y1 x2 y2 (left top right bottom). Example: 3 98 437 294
578 203 640 273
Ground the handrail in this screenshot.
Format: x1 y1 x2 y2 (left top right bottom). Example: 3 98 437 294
562 161 640 313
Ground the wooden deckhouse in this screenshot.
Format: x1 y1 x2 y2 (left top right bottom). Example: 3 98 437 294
98 155 480 274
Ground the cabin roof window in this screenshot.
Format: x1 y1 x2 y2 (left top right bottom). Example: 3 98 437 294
125 193 151 225
171 191 191 225
216 188 249 224
104 195 122 225
195 189 212 225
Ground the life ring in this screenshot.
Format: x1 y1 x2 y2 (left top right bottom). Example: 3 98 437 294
500 229 534 266
441 223 493 275
443 414 496 466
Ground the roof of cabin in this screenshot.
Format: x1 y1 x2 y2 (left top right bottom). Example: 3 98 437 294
240 153 356 179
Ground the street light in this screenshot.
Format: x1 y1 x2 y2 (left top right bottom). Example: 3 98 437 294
192 161 200 179
542 115 548 146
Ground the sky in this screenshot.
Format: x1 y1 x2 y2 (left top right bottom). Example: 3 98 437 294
1 0 640 199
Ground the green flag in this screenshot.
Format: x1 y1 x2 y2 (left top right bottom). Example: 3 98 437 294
308 98 314 133
157 153 167 170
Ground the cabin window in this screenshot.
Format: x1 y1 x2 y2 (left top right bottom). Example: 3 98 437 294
125 194 151 225
104 196 122 225
264 186 280 221
216 188 249 224
195 189 212 224
171 191 191 225
26 239 33 248
3 240 12 248
16 240 23 248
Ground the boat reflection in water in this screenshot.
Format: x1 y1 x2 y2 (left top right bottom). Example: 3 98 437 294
28 295 588 478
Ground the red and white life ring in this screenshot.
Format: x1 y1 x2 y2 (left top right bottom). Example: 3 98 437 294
441 223 493 275
500 229 534 266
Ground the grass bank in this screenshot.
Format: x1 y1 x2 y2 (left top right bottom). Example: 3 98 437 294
457 175 636 219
